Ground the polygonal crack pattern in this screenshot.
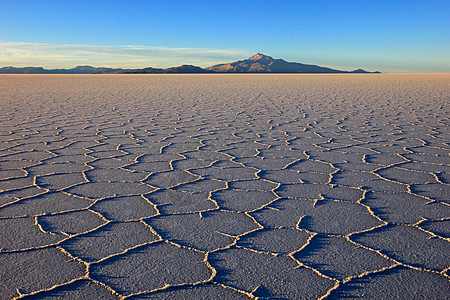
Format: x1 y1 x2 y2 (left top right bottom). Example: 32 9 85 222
0 74 449 299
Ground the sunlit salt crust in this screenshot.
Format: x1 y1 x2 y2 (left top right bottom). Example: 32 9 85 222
0 74 449 299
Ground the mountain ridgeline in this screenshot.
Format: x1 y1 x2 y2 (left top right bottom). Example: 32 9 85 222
206 53 379 73
0 53 380 74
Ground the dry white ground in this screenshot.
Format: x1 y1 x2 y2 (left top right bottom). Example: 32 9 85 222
0 74 449 299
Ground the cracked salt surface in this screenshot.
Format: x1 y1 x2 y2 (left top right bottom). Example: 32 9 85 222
0 74 449 299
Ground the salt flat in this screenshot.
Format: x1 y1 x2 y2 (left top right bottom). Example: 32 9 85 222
0 74 449 299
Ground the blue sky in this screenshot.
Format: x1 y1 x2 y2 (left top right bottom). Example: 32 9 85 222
1 0 449 72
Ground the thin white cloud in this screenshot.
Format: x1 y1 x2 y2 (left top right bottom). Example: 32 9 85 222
0 42 253 68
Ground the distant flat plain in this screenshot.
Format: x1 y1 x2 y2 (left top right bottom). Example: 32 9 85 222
0 74 449 299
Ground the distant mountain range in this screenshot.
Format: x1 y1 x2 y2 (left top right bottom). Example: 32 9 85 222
0 53 380 74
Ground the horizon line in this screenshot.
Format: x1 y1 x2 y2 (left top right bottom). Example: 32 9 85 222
1 41 448 73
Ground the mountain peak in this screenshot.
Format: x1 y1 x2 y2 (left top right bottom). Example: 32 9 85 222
249 53 273 61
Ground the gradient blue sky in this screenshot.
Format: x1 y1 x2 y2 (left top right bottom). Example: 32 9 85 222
1 0 449 72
